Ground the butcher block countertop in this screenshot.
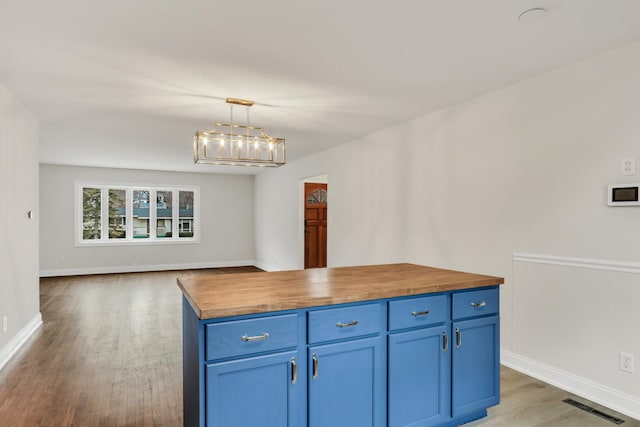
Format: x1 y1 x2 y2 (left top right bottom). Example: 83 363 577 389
177 263 504 320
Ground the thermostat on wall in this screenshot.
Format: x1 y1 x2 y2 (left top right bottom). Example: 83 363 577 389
608 183 640 206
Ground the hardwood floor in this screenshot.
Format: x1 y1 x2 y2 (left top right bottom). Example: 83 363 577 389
0 267 637 426
470 368 639 427
0 267 260 426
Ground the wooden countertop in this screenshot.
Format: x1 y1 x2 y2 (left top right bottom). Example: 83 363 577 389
177 263 504 320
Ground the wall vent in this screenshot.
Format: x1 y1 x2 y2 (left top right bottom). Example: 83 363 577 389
563 398 625 424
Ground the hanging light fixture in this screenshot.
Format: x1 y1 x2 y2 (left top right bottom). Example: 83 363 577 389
194 98 286 167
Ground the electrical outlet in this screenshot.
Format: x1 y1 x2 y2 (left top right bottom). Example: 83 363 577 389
621 157 636 176
620 352 635 374
2 316 7 333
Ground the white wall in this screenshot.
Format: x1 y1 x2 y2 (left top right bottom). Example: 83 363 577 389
255 40 640 418
254 133 408 272
254 153 329 271
505 257 640 417
40 165 255 276
403 40 640 418
0 84 41 368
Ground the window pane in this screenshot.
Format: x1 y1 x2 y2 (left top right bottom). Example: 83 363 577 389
179 191 194 238
156 191 173 238
82 187 102 240
109 189 126 239
132 190 150 239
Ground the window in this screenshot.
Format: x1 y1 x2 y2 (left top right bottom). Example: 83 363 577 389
156 190 172 238
82 187 101 240
109 189 126 239
76 183 199 245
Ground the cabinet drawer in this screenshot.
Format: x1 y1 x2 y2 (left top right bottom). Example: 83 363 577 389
308 303 382 344
452 288 499 320
205 314 298 361
389 294 448 331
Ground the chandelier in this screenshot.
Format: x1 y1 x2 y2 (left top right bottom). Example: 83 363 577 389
194 98 286 167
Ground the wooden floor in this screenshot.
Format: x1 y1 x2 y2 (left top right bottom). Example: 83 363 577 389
0 268 637 426
470 368 640 427
0 267 260 426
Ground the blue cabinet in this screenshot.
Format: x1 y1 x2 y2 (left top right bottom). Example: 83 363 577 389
452 315 500 417
308 337 385 427
307 302 386 427
451 288 500 419
183 306 305 427
182 286 500 427
205 350 299 427
388 294 451 427
388 325 451 427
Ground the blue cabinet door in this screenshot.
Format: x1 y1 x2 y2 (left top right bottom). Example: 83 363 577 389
452 315 500 417
388 326 451 427
308 336 385 427
205 350 298 427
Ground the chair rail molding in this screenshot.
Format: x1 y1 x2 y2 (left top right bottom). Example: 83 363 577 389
513 253 640 274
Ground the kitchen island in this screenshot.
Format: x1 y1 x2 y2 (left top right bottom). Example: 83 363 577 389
178 263 504 427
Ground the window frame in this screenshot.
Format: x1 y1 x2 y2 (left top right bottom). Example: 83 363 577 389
75 182 200 246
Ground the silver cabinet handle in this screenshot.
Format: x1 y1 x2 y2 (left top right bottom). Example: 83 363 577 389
455 328 462 348
241 332 270 342
336 320 359 328
442 331 448 352
411 310 430 317
291 357 297 385
470 301 486 308
312 353 319 379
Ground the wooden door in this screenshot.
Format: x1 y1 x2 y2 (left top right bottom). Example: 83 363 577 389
304 183 327 269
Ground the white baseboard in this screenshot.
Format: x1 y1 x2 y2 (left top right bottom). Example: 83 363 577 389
0 313 42 372
501 349 640 421
253 261 280 272
39 260 257 277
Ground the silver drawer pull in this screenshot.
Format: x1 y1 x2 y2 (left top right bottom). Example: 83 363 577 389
470 301 486 308
241 332 270 342
411 310 430 317
456 327 462 349
442 331 448 352
336 320 359 328
291 357 297 384
312 353 319 379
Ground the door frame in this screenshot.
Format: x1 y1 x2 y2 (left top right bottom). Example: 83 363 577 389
298 174 328 270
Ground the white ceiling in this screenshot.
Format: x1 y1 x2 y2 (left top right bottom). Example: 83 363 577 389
2 0 640 174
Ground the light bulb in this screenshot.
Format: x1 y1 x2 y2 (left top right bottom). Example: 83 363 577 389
202 136 208 146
